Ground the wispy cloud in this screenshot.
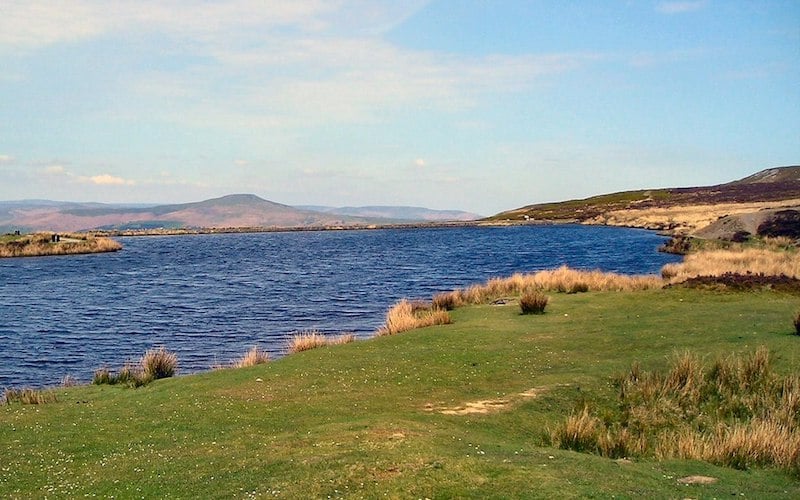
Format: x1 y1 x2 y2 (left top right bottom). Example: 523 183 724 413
43 164 66 174
0 154 15 165
0 1 427 51
39 163 135 186
656 1 708 15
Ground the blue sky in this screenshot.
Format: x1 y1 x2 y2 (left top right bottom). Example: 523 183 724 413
1 1 797 215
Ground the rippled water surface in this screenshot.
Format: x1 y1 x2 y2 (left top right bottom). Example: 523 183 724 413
0 225 681 387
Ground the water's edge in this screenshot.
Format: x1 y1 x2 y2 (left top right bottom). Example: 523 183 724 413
0 225 681 388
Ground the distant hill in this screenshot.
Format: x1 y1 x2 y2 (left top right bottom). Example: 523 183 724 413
296 205 482 222
0 194 373 233
488 166 800 236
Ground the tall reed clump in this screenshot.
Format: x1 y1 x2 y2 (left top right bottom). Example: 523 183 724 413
661 247 800 283
375 300 452 336
141 347 177 380
519 290 549 314
3 387 57 405
286 331 356 353
551 347 800 476
93 347 178 387
432 266 662 310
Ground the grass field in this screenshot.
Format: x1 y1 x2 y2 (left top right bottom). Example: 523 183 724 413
2 288 799 497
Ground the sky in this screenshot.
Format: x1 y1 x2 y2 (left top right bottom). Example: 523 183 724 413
0 1 798 215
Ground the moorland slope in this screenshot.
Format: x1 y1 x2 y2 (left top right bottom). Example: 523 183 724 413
489 165 800 237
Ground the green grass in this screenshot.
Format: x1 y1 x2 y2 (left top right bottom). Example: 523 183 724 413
2 288 799 497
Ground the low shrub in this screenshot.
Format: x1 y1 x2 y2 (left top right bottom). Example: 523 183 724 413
519 291 549 314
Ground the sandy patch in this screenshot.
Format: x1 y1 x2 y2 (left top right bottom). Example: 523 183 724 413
677 475 718 485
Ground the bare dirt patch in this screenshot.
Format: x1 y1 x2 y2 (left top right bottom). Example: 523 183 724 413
426 385 563 415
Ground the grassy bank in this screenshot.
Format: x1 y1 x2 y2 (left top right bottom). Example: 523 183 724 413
2 287 799 497
0 232 121 258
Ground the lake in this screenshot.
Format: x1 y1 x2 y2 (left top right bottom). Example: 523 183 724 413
0 225 681 388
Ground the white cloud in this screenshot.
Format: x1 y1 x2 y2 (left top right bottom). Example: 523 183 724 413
656 1 708 15
82 174 135 186
414 158 426 167
0 154 15 164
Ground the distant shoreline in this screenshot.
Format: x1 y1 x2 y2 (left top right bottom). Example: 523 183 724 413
92 219 563 238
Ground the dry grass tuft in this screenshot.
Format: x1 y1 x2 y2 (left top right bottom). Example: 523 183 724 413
376 300 452 336
284 331 358 354
288 331 330 353
3 387 58 405
328 333 356 345
554 347 800 475
233 346 270 368
662 247 800 283
141 347 178 380
551 406 602 453
519 290 549 314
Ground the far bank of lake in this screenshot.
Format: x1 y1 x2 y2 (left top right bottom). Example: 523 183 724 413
0 224 681 388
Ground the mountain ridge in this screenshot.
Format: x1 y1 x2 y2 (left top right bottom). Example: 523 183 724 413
0 194 478 233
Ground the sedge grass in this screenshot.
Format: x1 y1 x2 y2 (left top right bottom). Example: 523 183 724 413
376 299 452 336
93 348 177 387
662 247 800 282
232 346 270 368
553 347 800 475
3 388 57 405
432 266 662 310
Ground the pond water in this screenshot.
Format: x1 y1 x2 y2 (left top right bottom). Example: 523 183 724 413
0 225 681 388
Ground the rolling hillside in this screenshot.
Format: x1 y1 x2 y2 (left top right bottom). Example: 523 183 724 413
488 166 800 236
